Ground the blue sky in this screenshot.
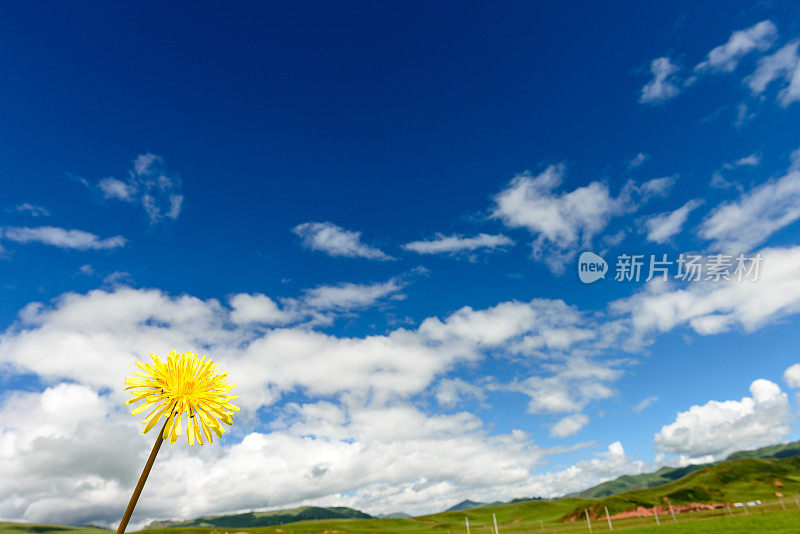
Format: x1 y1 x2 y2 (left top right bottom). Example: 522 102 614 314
3 0 800 526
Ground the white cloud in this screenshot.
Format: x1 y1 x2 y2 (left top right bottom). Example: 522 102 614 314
644 199 703 244
695 20 777 73
98 178 134 201
746 41 800 106
7 264 800 521
728 154 761 168
711 155 760 190
103 271 134 287
638 176 676 199
491 164 671 273
0 288 450 423
783 364 800 388
293 222 393 260
403 233 514 255
654 379 792 461
15 258 800 523
550 413 589 438
515 377 584 414
512 358 620 416
0 226 126 250
642 21 781 105
640 57 681 104
78 264 94 276
780 64 800 106
602 229 626 248
0 379 645 526
0 286 643 524
134 153 159 175
1 289 611 416
0 384 145 526
699 165 800 252
300 279 404 310
12 203 50 217
230 279 405 328
418 299 622 419
0 385 550 524
734 102 755 128
710 171 736 190
420 298 581 348
229 293 293 325
628 153 649 169
94 154 183 224
435 378 486 408
613 245 800 344
632 396 658 413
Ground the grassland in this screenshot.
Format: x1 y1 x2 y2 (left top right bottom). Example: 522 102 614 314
8 507 800 534
131 505 800 533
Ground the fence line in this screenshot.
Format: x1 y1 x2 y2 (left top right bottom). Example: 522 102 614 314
459 496 800 533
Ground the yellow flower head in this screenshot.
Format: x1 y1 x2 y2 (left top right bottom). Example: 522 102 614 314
124 350 239 445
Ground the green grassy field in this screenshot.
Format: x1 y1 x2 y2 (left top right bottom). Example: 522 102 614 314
134 507 800 533
5 505 800 534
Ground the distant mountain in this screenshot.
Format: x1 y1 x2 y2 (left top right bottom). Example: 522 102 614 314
145 506 372 529
568 439 800 499
445 500 485 512
445 497 543 512
374 512 411 519
725 440 800 461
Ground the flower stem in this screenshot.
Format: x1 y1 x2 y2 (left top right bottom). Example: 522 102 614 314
116 415 170 534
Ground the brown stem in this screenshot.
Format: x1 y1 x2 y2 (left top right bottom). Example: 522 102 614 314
116 415 171 534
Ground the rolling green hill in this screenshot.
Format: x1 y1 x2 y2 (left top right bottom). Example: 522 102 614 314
725 440 800 461
145 506 372 529
564 456 800 520
570 439 800 499
445 497 542 512
567 463 713 499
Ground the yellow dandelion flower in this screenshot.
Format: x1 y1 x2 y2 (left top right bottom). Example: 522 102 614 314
123 350 239 446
